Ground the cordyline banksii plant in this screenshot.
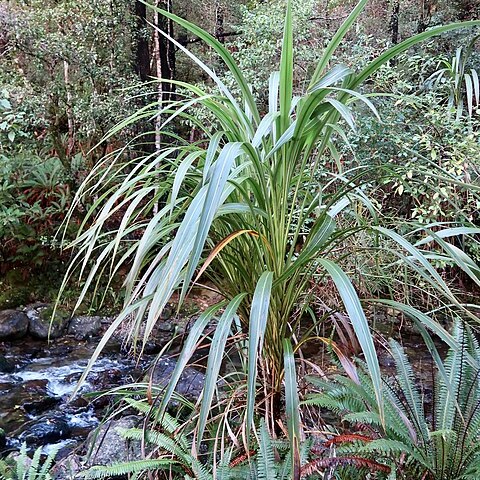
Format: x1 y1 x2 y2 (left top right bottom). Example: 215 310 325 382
59 0 480 473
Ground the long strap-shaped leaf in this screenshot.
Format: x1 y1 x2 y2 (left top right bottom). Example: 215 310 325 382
283 338 302 480
279 0 293 132
157 303 225 417
246 272 273 433
318 259 384 424
180 142 244 305
197 293 247 446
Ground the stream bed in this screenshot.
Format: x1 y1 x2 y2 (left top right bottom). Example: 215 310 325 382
0 337 147 459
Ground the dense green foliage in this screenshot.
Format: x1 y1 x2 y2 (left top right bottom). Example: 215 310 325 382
58 0 480 477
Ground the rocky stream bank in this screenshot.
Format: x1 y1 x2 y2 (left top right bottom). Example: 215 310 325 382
0 303 206 478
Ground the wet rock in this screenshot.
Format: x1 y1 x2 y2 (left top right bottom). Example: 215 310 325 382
18 415 71 446
21 379 58 406
0 406 27 433
0 380 59 432
90 368 123 390
160 303 174 321
26 304 69 340
148 357 205 400
67 316 102 340
0 353 14 373
0 310 29 339
52 453 84 480
43 439 78 462
85 416 142 466
157 320 174 332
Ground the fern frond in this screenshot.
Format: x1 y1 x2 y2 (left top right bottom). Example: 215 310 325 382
38 446 60 479
300 455 391 475
81 459 177 479
16 444 28 480
27 448 42 480
257 419 278 480
389 339 428 443
119 427 190 464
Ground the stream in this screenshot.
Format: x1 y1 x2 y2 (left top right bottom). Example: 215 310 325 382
0 337 147 459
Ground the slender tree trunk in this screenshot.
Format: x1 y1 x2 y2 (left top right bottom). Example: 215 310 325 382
215 0 225 43
153 1 163 155
153 0 176 150
390 0 400 44
63 60 74 158
158 0 175 102
152 0 175 213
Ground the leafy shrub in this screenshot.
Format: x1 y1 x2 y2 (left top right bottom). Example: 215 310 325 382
62 1 480 473
345 49 480 267
0 154 74 268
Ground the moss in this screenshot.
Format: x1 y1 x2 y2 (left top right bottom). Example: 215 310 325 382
39 305 69 324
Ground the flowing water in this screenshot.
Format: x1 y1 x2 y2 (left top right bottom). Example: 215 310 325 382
0 338 146 457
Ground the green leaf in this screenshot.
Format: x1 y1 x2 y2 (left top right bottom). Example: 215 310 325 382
283 338 301 480
197 293 246 445
246 272 273 433
158 303 225 417
318 259 383 424
279 0 293 132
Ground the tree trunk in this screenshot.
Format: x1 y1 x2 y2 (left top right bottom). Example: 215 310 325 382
152 0 175 212
153 2 163 155
215 0 225 43
390 0 400 45
157 0 175 102
134 1 151 81
153 0 176 148
63 60 74 158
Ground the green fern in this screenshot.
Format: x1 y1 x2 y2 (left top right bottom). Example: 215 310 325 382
305 320 480 480
81 459 178 479
81 398 317 480
0 443 58 480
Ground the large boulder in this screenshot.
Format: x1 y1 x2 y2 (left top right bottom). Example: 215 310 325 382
26 305 69 339
148 357 205 400
0 310 29 339
67 316 103 340
85 416 141 467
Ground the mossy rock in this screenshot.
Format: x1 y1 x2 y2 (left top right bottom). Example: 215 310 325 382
27 305 70 339
39 306 69 324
